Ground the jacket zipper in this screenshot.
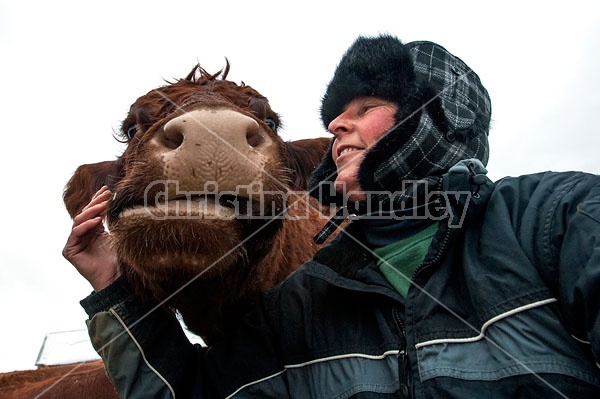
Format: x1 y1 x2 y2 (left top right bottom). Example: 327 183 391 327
393 306 411 397
396 225 453 398
411 223 453 280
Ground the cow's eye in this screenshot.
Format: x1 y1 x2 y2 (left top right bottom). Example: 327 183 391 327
265 118 277 131
126 124 138 139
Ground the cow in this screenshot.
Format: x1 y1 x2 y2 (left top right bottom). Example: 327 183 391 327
63 62 333 341
0 361 114 399
1 63 335 398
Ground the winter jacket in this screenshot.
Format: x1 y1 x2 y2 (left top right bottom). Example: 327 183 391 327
81 162 600 398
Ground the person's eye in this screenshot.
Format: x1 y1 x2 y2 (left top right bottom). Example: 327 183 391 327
358 106 372 117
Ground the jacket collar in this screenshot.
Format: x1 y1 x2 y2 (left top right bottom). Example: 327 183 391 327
312 158 494 245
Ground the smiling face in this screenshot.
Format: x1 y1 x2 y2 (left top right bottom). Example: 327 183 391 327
329 97 398 201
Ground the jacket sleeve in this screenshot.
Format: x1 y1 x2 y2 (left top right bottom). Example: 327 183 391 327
559 176 600 367
80 277 287 398
537 172 600 367
80 277 203 398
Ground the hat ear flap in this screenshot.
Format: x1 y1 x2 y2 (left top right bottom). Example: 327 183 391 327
421 86 451 139
408 41 491 142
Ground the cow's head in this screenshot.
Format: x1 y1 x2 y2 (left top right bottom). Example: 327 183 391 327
64 63 332 341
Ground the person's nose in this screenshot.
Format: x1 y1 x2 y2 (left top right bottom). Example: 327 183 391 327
328 112 352 137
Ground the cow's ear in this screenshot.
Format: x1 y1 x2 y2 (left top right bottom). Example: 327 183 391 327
282 137 331 191
63 160 123 218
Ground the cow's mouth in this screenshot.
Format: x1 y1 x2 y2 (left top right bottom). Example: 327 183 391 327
117 194 241 220
107 180 286 226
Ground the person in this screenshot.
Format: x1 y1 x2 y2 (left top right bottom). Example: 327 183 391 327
64 34 600 398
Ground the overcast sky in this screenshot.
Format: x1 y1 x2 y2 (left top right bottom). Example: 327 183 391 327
0 0 599 372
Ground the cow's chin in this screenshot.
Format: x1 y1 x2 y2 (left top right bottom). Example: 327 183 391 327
109 206 247 299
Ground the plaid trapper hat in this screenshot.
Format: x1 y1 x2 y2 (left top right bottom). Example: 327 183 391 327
309 35 491 207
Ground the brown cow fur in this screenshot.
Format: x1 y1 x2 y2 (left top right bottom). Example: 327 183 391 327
25 63 336 399
2 63 334 399
63 63 334 343
0 361 117 399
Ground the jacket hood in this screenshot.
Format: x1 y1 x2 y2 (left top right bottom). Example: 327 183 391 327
309 35 492 208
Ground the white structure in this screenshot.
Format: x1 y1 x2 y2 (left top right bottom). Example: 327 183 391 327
35 329 100 367
36 321 205 367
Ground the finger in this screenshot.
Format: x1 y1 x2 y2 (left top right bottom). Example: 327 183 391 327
84 189 112 210
63 216 104 259
92 185 110 199
81 188 112 212
71 216 104 238
74 200 109 226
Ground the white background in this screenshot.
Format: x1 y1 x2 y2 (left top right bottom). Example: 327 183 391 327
1 0 599 372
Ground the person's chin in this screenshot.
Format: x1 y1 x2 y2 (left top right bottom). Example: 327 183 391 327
334 179 365 202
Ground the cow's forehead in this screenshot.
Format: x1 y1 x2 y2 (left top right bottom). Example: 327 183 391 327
126 79 275 124
135 79 262 108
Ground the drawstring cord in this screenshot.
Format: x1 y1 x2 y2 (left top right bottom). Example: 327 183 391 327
313 207 350 244
312 195 445 245
467 161 487 198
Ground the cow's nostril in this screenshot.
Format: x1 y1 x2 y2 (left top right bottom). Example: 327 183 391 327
246 125 263 148
162 121 185 150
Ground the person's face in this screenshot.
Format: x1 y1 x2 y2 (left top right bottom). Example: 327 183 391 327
329 97 398 201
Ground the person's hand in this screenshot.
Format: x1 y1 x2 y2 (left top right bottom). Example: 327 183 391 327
63 186 120 292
